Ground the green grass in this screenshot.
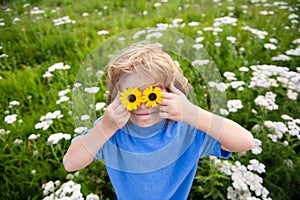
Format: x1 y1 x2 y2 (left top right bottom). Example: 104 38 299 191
1 0 300 199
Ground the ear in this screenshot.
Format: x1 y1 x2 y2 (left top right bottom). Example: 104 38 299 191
169 82 183 95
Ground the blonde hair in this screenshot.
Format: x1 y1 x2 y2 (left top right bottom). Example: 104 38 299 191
107 43 189 104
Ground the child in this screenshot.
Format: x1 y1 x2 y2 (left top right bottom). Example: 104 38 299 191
63 43 254 199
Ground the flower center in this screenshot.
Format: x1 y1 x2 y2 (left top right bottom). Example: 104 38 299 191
128 94 136 102
148 93 157 101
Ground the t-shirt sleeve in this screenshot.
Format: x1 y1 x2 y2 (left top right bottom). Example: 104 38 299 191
212 141 231 159
197 129 231 159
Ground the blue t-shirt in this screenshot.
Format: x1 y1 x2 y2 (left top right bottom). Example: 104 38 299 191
75 118 231 199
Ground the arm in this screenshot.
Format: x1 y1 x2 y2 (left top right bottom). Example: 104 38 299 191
63 96 130 172
160 83 254 152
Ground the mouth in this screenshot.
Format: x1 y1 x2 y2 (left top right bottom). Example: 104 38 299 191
132 111 156 116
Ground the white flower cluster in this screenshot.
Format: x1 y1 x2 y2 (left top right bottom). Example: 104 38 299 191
4 114 17 124
254 91 278 110
74 126 88 134
264 115 300 142
208 81 228 92
95 102 106 111
249 65 300 94
264 43 277 50
241 26 268 39
9 100 20 108
191 59 210 66
0 129 10 136
213 16 238 27
286 46 300 56
97 30 109 35
28 133 41 140
53 16 75 26
43 62 71 78
47 133 71 144
42 180 83 200
35 110 63 130
30 7 45 15
42 179 99 200
224 72 237 81
211 158 271 200
227 99 243 113
84 86 100 94
56 88 71 104
271 54 292 61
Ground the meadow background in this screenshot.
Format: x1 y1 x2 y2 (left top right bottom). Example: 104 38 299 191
1 0 300 199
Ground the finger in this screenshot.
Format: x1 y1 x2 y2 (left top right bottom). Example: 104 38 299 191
160 98 175 106
169 82 183 95
161 91 176 100
159 105 169 112
159 112 168 119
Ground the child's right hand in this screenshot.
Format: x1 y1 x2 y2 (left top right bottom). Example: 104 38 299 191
101 93 130 133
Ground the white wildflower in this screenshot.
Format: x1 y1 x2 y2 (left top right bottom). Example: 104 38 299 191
146 32 163 40
239 66 249 72
213 16 237 27
97 30 109 35
56 96 70 104
28 133 41 140
42 71 53 78
96 102 106 110
293 38 300 44
4 114 17 124
86 194 100 200
30 7 45 15
264 43 277 50
192 44 204 49
287 89 298 100
269 38 278 43
74 127 88 134
254 91 278 110
82 12 89 17
13 138 23 146
43 181 55 195
84 87 100 94
47 133 71 144
281 114 293 121
219 108 229 116
271 54 292 61
230 81 245 89
58 88 71 96
214 42 222 47
53 16 75 26
31 169 37 175
286 46 300 56
80 115 90 121
242 26 268 39
227 100 243 112
224 72 237 81
288 13 298 19
9 100 20 107
226 36 237 44
247 159 266 174
251 138 262 155
191 59 210 66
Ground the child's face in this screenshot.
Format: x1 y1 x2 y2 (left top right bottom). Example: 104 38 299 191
118 72 166 127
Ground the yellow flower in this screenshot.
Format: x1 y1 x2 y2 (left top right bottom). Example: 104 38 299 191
143 86 163 107
119 87 143 111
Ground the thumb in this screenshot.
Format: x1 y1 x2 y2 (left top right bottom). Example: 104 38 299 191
169 82 183 95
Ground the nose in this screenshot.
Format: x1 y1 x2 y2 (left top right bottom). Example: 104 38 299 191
139 102 147 109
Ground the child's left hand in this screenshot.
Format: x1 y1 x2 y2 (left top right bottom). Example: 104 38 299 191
160 83 198 123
